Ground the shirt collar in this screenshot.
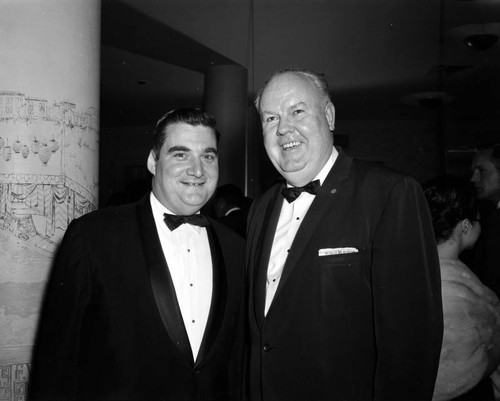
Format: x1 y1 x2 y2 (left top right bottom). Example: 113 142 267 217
150 191 176 216
150 192 203 233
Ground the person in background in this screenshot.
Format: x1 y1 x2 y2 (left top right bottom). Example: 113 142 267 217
29 108 246 401
246 68 443 401
470 143 500 299
424 175 500 401
211 183 252 237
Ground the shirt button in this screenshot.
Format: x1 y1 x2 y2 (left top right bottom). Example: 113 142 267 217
263 343 272 352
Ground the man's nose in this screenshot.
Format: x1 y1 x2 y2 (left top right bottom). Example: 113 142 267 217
470 170 480 183
187 158 203 177
277 116 293 135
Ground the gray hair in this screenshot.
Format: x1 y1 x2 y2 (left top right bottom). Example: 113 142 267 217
254 69 332 111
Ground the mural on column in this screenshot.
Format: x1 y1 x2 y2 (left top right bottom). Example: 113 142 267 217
0 90 98 400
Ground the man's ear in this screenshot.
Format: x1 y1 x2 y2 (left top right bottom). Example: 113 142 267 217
147 151 156 176
325 101 335 131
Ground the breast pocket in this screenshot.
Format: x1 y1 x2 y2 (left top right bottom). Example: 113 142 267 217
317 250 369 319
318 252 359 269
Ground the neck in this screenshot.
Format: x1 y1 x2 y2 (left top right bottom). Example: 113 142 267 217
437 240 461 261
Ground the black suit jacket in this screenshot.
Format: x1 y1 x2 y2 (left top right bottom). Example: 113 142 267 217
29 195 245 401
246 150 443 401
474 207 500 299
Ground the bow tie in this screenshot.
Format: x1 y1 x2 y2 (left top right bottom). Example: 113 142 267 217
163 213 210 231
281 180 321 203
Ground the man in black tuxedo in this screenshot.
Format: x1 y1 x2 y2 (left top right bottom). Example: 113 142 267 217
471 143 500 299
246 69 443 401
29 108 245 401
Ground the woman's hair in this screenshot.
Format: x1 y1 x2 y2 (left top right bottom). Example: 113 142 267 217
423 175 478 244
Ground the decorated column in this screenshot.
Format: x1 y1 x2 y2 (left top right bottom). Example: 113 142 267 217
0 1 100 400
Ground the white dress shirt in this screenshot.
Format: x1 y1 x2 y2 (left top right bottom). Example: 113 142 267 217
150 193 213 360
265 147 338 315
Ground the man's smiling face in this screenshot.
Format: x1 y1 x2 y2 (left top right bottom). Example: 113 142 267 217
259 72 335 187
147 122 218 215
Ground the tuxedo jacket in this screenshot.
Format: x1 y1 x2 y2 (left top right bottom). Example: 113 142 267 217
29 195 245 401
474 207 500 299
246 150 443 401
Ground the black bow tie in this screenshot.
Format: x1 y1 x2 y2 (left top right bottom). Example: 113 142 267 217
281 180 321 203
163 213 210 231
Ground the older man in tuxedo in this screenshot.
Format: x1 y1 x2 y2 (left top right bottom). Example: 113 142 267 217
246 69 443 401
29 108 245 401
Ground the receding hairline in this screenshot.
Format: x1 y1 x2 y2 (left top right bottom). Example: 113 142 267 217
255 69 331 112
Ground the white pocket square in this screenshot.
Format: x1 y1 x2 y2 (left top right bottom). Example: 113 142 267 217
318 247 359 256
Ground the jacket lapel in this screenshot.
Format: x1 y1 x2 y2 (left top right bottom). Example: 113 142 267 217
195 222 227 365
136 196 194 365
252 184 284 327
268 150 353 316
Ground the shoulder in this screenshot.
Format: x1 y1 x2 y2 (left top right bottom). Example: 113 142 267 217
68 201 139 235
352 158 416 186
346 158 424 206
209 217 245 247
249 182 281 216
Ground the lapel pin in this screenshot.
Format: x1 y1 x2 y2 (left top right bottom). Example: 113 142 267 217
330 188 337 194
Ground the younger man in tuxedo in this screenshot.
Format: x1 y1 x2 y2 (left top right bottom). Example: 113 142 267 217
29 108 245 401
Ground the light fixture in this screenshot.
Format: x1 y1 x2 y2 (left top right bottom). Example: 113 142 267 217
464 33 498 51
449 23 500 52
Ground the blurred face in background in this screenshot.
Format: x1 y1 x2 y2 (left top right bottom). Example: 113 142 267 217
471 149 500 204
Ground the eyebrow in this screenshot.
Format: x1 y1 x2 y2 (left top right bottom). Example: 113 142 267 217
261 101 307 116
290 102 306 109
167 145 218 154
167 146 190 153
205 147 218 154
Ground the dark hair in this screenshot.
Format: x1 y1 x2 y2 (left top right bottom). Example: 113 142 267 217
151 108 218 159
254 68 332 110
423 175 479 244
476 142 500 170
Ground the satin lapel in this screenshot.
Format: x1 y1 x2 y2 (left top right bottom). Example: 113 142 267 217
136 196 194 365
271 151 353 312
195 223 227 365
253 184 284 327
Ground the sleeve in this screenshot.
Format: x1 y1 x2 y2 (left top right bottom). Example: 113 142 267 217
371 177 444 401
28 219 93 401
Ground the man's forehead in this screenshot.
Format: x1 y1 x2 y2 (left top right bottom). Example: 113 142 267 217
261 79 316 112
164 125 217 148
473 151 495 166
